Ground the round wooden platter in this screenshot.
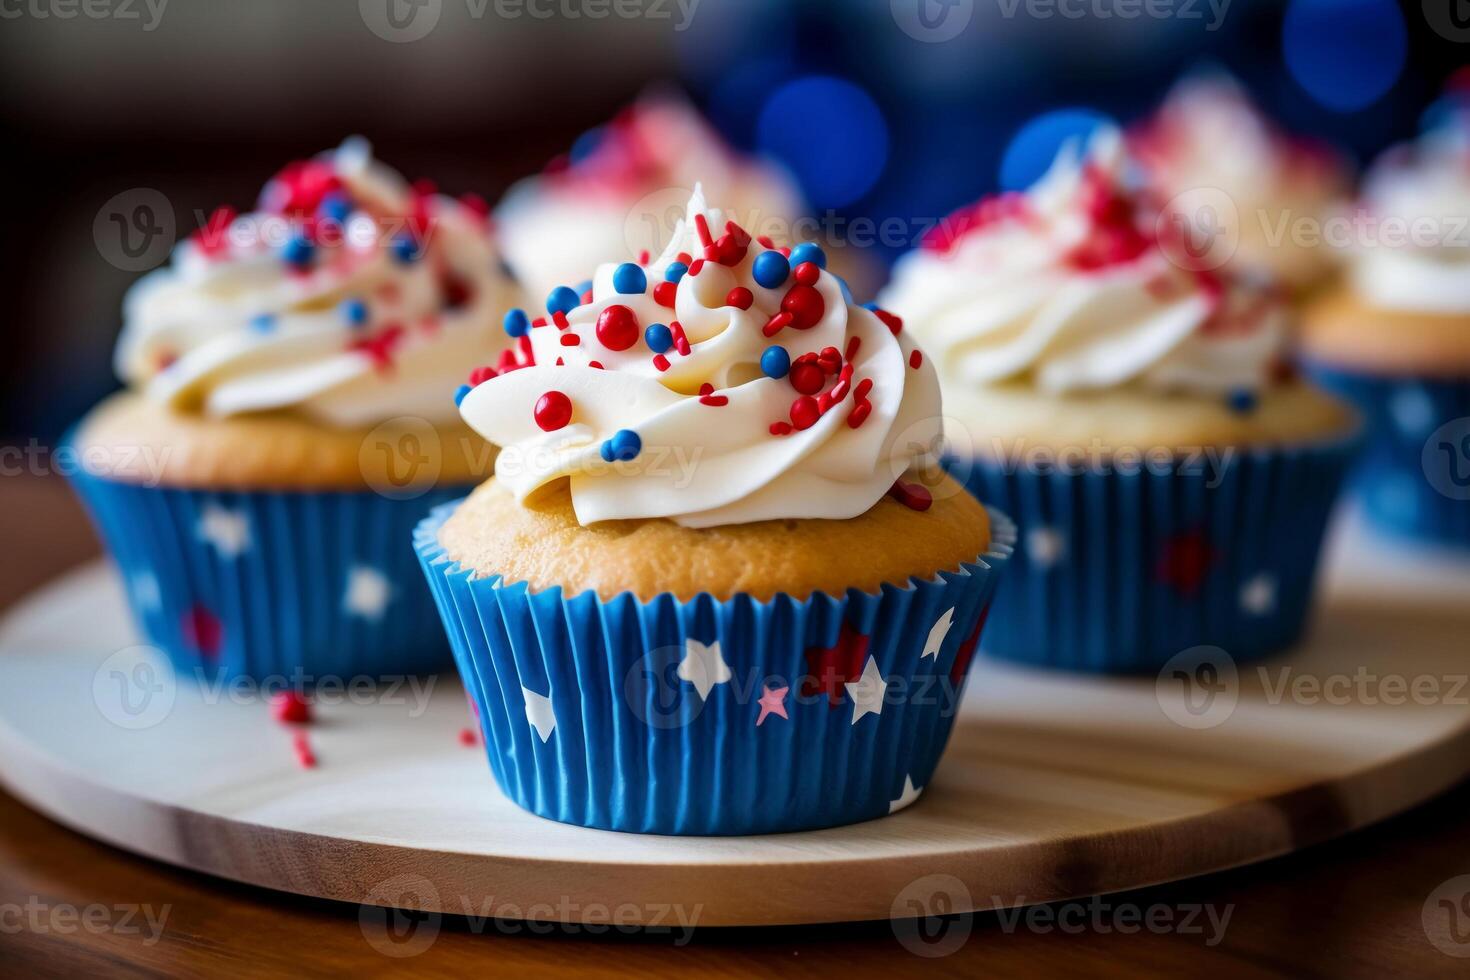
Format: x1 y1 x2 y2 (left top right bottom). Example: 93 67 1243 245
1 515 1468 927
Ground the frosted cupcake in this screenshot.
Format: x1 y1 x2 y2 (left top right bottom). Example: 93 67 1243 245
1301 113 1470 548
495 92 811 300
415 189 1014 835
70 139 521 680
880 131 1358 673
1130 72 1350 297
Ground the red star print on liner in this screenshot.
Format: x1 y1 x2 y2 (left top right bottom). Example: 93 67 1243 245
1156 530 1216 596
756 686 789 726
801 622 870 708
181 605 221 659
949 605 989 688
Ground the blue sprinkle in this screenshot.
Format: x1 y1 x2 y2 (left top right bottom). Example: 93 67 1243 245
340 298 369 328
281 234 315 268
789 242 827 270
1227 388 1259 415
612 262 648 295
454 384 473 407
317 191 352 224
577 279 593 296
503 308 531 337
249 313 276 333
664 262 689 284
390 234 419 264
760 345 791 379
835 274 854 305
644 322 673 354
861 301 880 311
546 285 580 315
568 125 605 165
752 250 789 289
601 428 642 463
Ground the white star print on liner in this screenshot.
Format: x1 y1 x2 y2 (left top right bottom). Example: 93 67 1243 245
343 566 393 619
846 656 888 724
922 608 954 660
889 775 923 814
1239 573 1278 617
523 687 556 742
197 505 251 557
1026 526 1066 569
130 571 162 611
677 638 731 700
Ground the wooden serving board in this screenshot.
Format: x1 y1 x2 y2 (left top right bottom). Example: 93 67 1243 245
1 514 1468 927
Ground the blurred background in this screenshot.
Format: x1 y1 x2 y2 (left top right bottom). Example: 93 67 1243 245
0 0 1460 442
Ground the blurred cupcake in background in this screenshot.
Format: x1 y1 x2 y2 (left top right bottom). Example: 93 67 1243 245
880 129 1359 673
496 92 878 300
1130 71 1351 298
417 188 1013 834
1301 102 1470 550
70 139 522 680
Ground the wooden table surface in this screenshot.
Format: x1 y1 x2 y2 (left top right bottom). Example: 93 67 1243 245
3 471 1469 978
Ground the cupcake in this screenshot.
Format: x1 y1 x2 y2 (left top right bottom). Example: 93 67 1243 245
1301 111 1470 549
69 139 521 681
1130 72 1350 297
415 189 1014 835
880 130 1359 673
495 92 817 300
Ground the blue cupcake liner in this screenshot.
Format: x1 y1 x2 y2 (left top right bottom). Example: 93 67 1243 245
414 500 1015 836
1305 363 1470 549
946 432 1360 674
68 465 466 681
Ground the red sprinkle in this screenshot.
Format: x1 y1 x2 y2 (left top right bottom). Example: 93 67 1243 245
347 325 406 373
854 378 873 400
534 390 573 431
552 311 569 330
653 281 677 307
888 480 933 512
757 235 776 248
909 349 923 369
271 691 312 725
698 382 729 407
847 400 872 429
688 258 705 277
653 354 671 372
725 287 753 310
762 311 794 337
789 361 825 395
781 285 825 329
638 249 650 265
694 213 714 248
817 346 842 374
458 728 478 747
469 364 498 386
292 731 317 770
589 360 605 370
670 321 691 356
791 396 821 430
845 335 861 362
532 316 548 328
769 421 793 436
596 304 640 351
873 309 903 335
559 332 580 347
793 261 820 286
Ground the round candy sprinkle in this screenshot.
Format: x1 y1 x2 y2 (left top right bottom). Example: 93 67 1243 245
725 286 753 310
390 234 419 264
282 234 315 268
752 250 790 289
600 428 642 462
664 261 689 284
577 279 593 296
789 360 825 395
781 285 825 329
653 281 677 307
249 313 276 332
534 390 573 432
612 262 647 294
596 304 640 351
644 322 673 354
793 261 820 286
340 298 369 327
317 192 352 225
1227 388 1259 415
760 346 791 379
546 285 580 315
503 308 530 337
791 396 821 430
453 384 472 407
789 242 826 269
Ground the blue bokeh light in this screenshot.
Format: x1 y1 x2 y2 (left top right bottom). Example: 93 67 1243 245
998 109 1114 192
1282 0 1405 113
757 76 889 209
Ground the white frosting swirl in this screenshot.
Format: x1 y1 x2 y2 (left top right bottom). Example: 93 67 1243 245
115 139 518 427
495 93 802 301
880 130 1286 396
459 189 941 529
1347 120 1470 314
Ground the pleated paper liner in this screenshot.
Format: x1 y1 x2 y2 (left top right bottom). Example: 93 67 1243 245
947 432 1360 674
415 501 1016 836
69 466 466 681
1306 363 1470 550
